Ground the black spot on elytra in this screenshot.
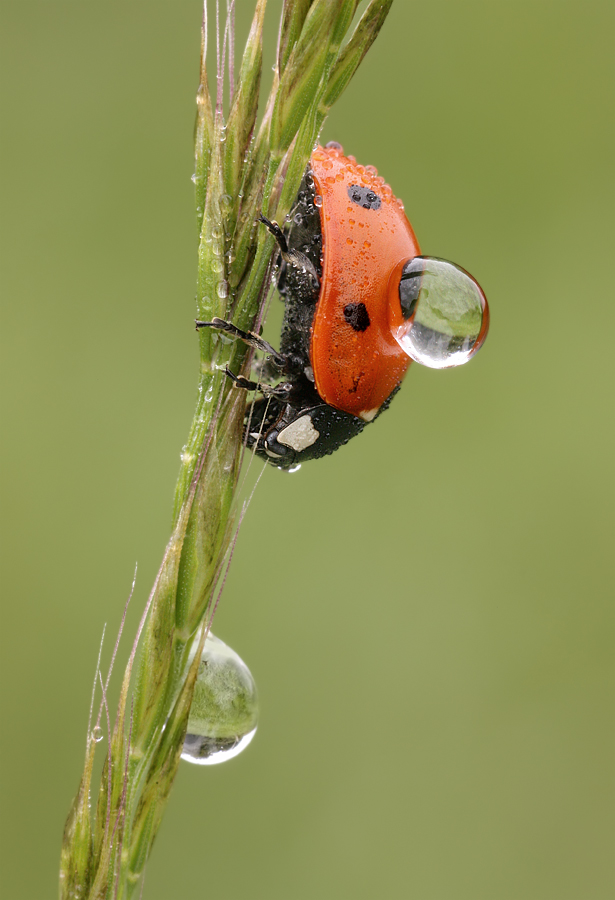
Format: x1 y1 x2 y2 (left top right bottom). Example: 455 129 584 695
344 302 371 332
348 184 381 211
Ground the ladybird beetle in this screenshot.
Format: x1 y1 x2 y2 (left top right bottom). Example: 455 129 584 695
196 142 489 469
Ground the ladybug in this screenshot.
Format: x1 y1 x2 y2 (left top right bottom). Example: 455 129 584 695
196 142 489 469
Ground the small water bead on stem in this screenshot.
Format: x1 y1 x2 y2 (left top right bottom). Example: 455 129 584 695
219 194 233 215
181 631 258 766
393 256 489 369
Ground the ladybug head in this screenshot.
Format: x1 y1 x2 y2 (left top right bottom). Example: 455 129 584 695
389 256 489 369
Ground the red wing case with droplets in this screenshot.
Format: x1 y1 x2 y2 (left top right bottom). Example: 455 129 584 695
309 145 420 420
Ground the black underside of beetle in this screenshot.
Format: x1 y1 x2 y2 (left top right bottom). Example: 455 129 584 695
244 167 396 469
276 169 323 373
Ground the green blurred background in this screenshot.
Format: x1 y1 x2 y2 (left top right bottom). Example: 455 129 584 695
2 1 613 898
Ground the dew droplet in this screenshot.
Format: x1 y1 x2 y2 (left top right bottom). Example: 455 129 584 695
91 726 104 743
211 224 224 240
313 195 323 208
191 173 197 184
182 632 258 766
211 258 224 274
286 463 302 474
393 257 489 368
216 280 229 299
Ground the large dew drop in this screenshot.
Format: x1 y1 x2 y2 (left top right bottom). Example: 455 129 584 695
395 256 489 369
181 632 258 766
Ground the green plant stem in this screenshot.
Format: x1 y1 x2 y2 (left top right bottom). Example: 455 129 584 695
59 3 395 897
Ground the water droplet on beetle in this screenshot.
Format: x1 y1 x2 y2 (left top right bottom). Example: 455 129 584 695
182 631 258 766
314 195 323 208
393 257 489 368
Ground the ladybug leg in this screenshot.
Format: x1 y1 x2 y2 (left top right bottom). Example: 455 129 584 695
257 214 289 253
195 317 287 369
258 214 319 287
223 366 293 400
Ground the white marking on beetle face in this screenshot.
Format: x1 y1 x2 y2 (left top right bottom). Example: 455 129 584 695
277 416 320 452
358 407 379 423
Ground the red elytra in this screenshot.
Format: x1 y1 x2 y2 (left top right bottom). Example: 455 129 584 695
309 144 420 421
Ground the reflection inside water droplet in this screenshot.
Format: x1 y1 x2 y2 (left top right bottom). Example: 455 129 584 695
182 728 257 766
181 632 258 766
394 256 489 369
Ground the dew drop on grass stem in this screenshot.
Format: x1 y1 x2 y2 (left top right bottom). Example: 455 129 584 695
182 632 258 766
